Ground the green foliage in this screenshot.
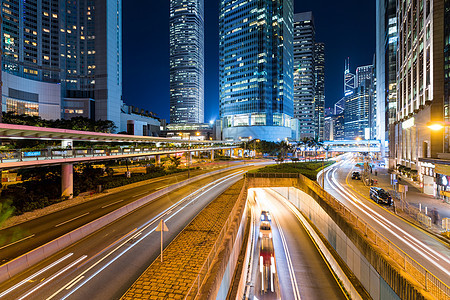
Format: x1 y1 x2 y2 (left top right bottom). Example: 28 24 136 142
2 112 117 133
250 161 335 180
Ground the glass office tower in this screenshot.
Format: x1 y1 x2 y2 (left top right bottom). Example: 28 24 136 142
219 0 294 142
169 0 205 124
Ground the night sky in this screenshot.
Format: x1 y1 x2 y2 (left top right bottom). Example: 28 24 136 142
123 0 375 123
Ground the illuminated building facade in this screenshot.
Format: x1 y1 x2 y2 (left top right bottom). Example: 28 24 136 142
376 0 398 161
219 0 294 142
394 0 450 196
169 0 205 124
1 0 123 127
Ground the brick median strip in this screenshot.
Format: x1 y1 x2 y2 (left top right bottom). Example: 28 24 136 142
121 180 244 300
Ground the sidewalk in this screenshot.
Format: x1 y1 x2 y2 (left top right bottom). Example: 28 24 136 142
371 164 450 222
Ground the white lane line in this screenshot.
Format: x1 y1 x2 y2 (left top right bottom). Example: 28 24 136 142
18 255 87 300
101 200 124 209
55 213 90 228
326 166 450 278
59 171 246 300
155 185 169 191
0 253 74 298
132 191 149 197
0 234 35 250
258 190 301 300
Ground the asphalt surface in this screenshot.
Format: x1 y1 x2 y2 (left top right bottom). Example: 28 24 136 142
320 157 450 286
0 163 246 264
249 189 346 300
0 164 263 299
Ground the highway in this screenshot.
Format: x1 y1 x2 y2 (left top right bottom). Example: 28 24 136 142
247 188 346 300
320 157 450 287
0 164 262 299
0 162 247 264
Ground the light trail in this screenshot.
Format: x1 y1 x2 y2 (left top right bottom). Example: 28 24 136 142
256 190 301 300
0 253 73 298
56 171 245 300
325 163 450 278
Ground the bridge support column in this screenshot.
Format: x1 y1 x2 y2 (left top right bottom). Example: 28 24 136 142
211 150 215 161
155 155 161 166
61 163 73 199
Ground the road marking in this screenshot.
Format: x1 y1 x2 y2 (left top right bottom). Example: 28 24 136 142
0 234 35 250
55 213 90 227
0 253 73 298
155 185 169 190
132 191 149 198
59 170 246 299
101 200 124 209
18 255 87 300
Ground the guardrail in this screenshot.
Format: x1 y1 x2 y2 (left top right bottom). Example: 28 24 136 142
184 181 247 299
0 146 234 164
246 173 450 300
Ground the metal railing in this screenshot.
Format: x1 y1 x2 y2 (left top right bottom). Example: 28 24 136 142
0 146 231 164
184 182 247 299
247 172 450 300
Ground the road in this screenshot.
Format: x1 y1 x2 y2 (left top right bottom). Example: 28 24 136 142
247 188 346 300
320 157 450 286
0 163 265 299
0 162 249 264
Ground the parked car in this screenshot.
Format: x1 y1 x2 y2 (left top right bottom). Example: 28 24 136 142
261 210 271 222
352 171 361 180
369 187 392 205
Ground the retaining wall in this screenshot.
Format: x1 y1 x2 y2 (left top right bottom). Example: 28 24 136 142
247 175 435 300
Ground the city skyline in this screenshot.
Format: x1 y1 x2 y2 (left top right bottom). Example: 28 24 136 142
123 0 376 123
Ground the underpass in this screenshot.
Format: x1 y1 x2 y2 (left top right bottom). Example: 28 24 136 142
246 188 347 300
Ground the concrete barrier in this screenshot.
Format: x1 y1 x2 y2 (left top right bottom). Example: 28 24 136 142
0 164 246 284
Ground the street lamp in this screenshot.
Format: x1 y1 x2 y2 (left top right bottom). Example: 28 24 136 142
427 121 446 131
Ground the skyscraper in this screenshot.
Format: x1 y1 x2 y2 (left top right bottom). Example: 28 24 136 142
293 12 316 139
315 42 325 140
1 0 123 127
344 58 355 96
344 80 372 140
376 0 397 163
169 0 205 124
219 0 294 142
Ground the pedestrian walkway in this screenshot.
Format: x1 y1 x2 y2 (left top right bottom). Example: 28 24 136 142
370 164 450 223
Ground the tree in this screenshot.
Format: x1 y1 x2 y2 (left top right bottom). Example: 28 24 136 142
278 140 293 161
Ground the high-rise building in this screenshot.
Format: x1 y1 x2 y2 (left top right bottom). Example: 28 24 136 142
1 0 123 127
219 0 294 142
344 79 372 140
395 0 450 196
334 97 345 115
315 42 326 140
356 65 374 87
169 0 204 124
293 12 315 139
293 12 325 140
376 0 398 163
344 58 355 96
